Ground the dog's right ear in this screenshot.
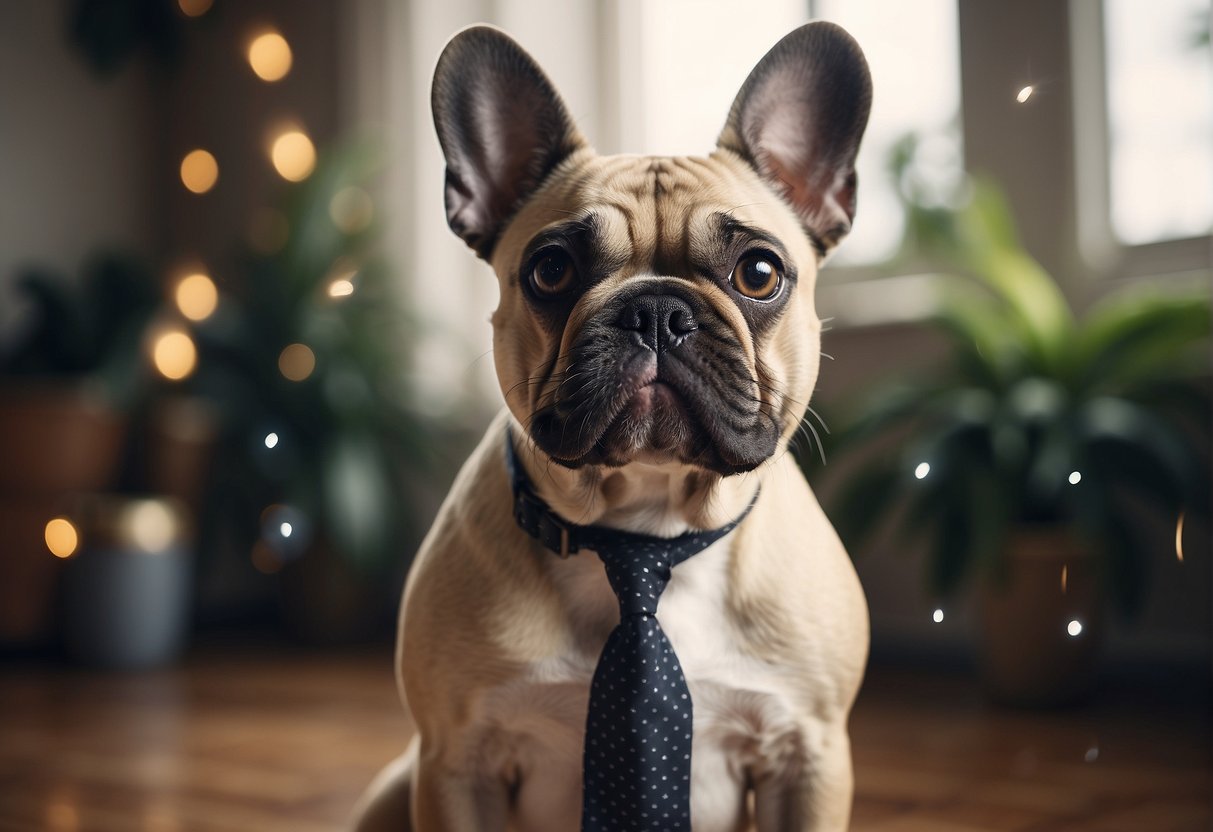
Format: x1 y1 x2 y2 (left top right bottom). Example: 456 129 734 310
432 26 587 260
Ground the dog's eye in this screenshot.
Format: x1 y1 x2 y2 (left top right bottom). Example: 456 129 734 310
529 250 577 296
731 254 783 301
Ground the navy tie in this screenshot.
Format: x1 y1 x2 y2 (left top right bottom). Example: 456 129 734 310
581 526 736 831
503 430 753 831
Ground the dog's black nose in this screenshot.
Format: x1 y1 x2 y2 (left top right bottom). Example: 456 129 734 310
616 294 698 352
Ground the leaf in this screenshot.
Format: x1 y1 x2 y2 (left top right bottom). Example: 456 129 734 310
322 432 394 572
1078 396 1203 511
827 456 905 554
943 181 1075 373
1075 289 1211 393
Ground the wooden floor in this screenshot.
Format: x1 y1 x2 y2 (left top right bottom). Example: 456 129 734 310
0 648 1208 831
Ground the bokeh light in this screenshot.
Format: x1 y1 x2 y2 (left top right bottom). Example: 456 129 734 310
1067 619 1084 637
128 501 176 552
179 149 218 194
177 0 213 17
152 329 198 381
914 462 931 480
247 31 293 82
1068 471 1082 485
45 517 79 559
278 343 315 381
175 272 218 321
1016 84 1035 103
329 186 374 234
270 130 316 182
932 608 944 624
264 432 279 449
327 261 358 299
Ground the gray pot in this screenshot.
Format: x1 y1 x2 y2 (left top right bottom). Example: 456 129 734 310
61 496 191 669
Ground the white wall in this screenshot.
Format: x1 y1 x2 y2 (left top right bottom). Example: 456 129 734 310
0 3 151 296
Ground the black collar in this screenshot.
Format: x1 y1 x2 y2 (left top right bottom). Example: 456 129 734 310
504 427 757 559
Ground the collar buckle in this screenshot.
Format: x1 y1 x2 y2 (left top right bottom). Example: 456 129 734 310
514 486 578 558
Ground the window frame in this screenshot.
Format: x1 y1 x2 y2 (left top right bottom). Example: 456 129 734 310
1070 0 1212 287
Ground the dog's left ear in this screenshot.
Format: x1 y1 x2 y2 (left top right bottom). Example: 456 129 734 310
718 22 872 255
432 26 588 260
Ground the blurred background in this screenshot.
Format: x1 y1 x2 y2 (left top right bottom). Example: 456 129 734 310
0 1 1209 830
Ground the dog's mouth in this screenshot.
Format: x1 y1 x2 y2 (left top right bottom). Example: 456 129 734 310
528 292 782 475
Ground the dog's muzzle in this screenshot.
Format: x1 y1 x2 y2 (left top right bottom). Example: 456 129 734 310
528 283 781 474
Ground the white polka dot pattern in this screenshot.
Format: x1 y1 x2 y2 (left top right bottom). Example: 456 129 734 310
580 533 722 832
504 427 757 831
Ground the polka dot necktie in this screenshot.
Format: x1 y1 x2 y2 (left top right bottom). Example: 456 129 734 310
504 430 755 831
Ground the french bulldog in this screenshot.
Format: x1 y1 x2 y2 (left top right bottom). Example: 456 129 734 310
352 20 872 832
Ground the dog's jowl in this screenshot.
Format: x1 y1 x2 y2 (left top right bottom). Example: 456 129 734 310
352 20 872 832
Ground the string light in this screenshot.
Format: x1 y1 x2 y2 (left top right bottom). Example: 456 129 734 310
1066 619 1083 637
264 432 279 449
1175 511 1185 562
128 502 176 552
932 608 945 624
180 149 219 194
175 272 218 321
278 343 315 381
247 31 292 82
151 329 198 381
270 130 316 182
1016 85 1035 103
1068 471 1082 485
45 517 79 559
327 261 358 299
279 522 293 538
914 462 931 480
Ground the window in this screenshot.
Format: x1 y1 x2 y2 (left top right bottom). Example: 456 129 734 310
1103 0 1212 246
629 0 963 270
812 0 963 267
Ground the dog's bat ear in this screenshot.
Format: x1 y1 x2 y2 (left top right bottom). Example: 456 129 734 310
718 22 872 256
432 26 588 260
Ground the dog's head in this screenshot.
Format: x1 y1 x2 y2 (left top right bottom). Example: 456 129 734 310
433 23 870 476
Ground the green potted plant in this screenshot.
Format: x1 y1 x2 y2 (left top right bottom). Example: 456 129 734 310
187 144 448 643
823 153 1210 705
0 253 159 645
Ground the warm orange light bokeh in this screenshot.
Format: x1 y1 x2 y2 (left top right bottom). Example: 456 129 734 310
278 343 316 381
180 149 219 194
152 330 198 381
45 518 79 559
270 131 315 182
175 273 218 321
248 32 293 82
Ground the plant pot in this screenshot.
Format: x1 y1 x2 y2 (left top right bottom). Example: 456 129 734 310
0 384 126 494
0 384 127 647
979 526 1103 707
61 495 192 669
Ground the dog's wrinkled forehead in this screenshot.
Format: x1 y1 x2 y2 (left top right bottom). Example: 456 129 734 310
492 153 820 324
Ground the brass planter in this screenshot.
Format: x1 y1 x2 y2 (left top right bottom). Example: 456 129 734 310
0 385 127 645
979 527 1103 706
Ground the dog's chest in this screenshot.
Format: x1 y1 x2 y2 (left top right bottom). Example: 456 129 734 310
477 540 802 831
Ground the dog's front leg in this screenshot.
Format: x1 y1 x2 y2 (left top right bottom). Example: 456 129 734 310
412 745 510 832
751 723 854 832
